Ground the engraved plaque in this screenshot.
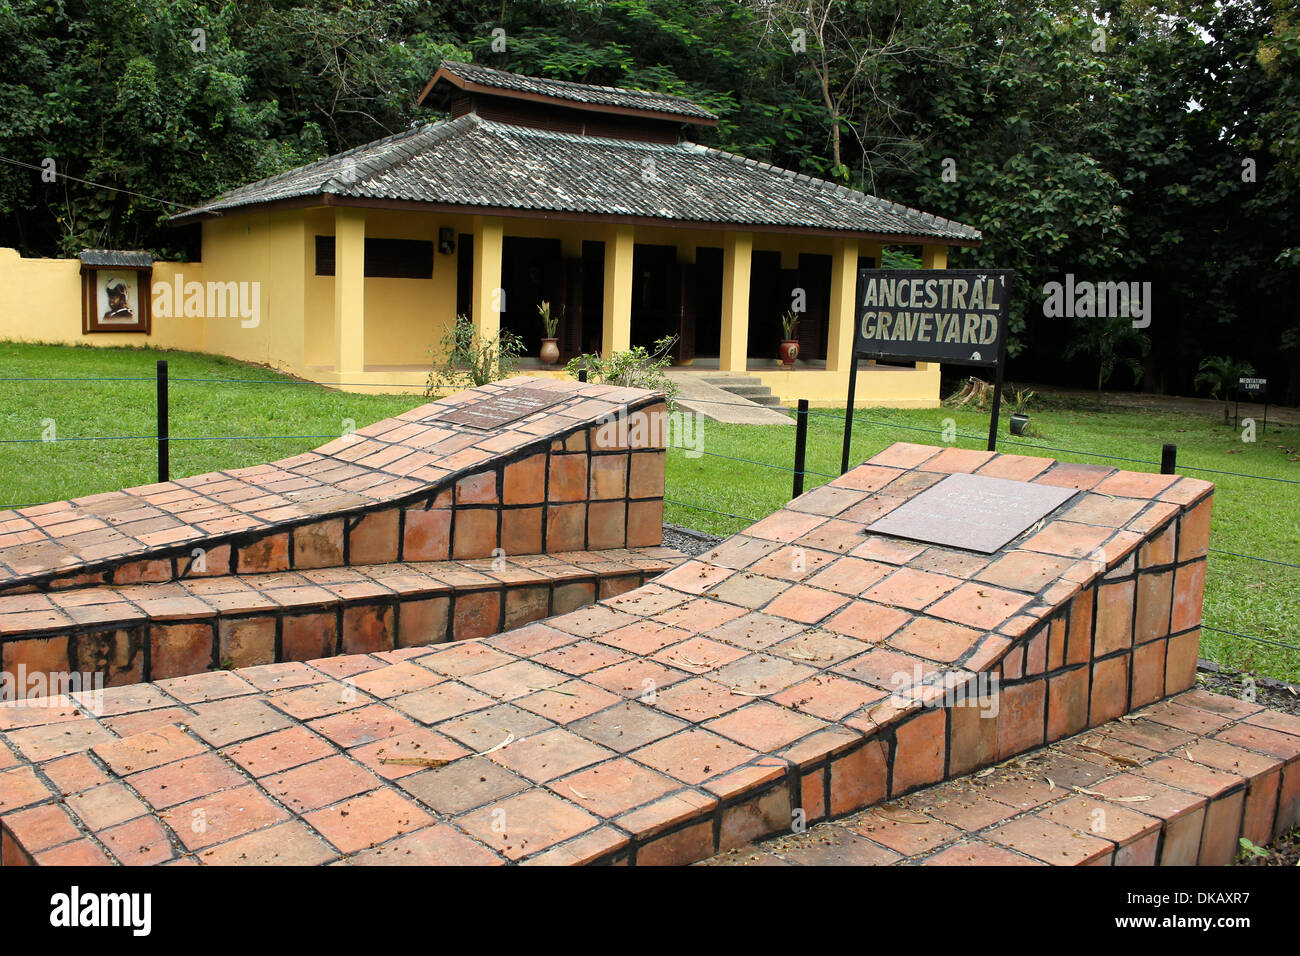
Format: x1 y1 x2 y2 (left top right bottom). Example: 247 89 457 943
865 473 1078 554
429 386 567 429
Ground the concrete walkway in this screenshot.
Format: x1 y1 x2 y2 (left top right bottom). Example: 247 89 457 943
666 372 793 426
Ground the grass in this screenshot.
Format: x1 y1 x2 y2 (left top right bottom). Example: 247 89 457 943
0 342 413 506
664 390 1300 683
1 341 1296 681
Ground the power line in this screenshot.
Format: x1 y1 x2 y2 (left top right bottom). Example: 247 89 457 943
0 155 197 211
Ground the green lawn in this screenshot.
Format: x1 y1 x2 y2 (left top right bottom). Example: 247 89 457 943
0 342 414 507
2 341 1296 681
663 391 1300 683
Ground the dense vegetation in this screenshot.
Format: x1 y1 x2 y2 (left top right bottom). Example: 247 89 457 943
0 0 1296 399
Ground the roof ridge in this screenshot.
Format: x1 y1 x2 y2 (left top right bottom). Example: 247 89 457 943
438 59 717 120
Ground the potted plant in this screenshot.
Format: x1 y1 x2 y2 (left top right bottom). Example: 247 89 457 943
779 311 799 367
538 300 560 365
1008 387 1035 435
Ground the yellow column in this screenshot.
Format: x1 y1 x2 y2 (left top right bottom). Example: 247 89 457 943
720 231 752 372
826 237 859 373
921 245 947 270
333 206 365 374
472 216 503 342
919 243 949 387
602 224 633 356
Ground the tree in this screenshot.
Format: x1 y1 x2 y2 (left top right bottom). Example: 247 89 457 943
1064 313 1151 397
1193 355 1257 423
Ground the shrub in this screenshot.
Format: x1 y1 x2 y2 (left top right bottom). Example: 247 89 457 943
425 315 524 397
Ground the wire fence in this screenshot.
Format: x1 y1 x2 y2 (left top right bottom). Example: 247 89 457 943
0 368 1295 670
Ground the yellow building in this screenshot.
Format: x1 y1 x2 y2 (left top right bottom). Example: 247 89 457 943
12 61 984 406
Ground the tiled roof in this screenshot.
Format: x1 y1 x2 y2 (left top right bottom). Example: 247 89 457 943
77 249 153 268
428 60 718 122
173 116 981 243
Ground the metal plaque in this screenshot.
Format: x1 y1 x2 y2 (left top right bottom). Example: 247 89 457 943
865 473 1078 554
430 386 567 429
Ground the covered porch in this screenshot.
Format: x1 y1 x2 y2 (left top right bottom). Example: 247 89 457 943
310 206 952 406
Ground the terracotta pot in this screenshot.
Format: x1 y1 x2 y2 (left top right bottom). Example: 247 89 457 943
779 339 799 367
540 337 560 365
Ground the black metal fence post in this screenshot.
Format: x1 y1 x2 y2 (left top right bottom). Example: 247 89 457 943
156 359 169 483
1160 443 1177 475
792 399 809 499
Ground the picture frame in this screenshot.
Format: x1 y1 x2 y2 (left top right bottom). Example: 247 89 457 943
79 251 153 334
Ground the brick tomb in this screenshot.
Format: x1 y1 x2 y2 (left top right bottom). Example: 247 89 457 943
0 378 677 687
1 429 1267 867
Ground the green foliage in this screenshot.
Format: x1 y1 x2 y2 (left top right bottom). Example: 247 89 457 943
538 300 558 338
780 311 799 340
1063 313 1151 396
425 315 523 396
565 335 679 403
1194 355 1257 420
1238 837 1268 861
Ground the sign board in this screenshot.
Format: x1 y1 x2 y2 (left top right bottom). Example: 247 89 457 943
854 269 1013 366
1238 377 1267 394
841 268 1015 471
1233 377 1269 434
865 473 1077 554
429 386 566 429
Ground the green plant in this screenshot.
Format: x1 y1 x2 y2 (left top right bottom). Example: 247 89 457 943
565 335 679 404
425 315 524 397
780 311 799 340
1011 388 1036 414
1194 356 1257 423
1237 837 1268 861
1063 313 1151 398
538 300 558 338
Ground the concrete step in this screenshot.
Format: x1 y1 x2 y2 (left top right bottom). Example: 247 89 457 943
696 375 782 406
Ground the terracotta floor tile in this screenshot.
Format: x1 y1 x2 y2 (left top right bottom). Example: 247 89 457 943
925 583 1032 631
863 568 962 611
514 679 622 725
771 674 886 722
887 617 983 663
551 757 679 818
304 787 434 855
762 585 849 625
705 701 827 752
825 600 912 642
569 700 688 753
488 728 613 790
457 789 601 861
652 677 753 722
264 754 382 812
222 726 338 777
630 728 758 785
160 783 290 851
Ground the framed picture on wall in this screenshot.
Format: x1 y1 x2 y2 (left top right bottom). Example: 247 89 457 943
79 250 153 334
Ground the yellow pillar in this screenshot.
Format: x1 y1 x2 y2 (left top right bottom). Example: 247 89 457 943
919 243 949 385
602 224 633 356
921 245 947 270
720 231 752 372
333 207 365 374
826 237 859 373
472 216 503 342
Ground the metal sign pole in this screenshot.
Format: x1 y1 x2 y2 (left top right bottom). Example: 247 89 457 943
841 356 859 475
987 358 1004 452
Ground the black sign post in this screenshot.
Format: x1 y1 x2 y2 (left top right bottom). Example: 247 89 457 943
842 269 1014 473
1234 377 1268 434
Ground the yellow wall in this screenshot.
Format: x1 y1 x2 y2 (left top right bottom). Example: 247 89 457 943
0 247 204 352
0 213 948 408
